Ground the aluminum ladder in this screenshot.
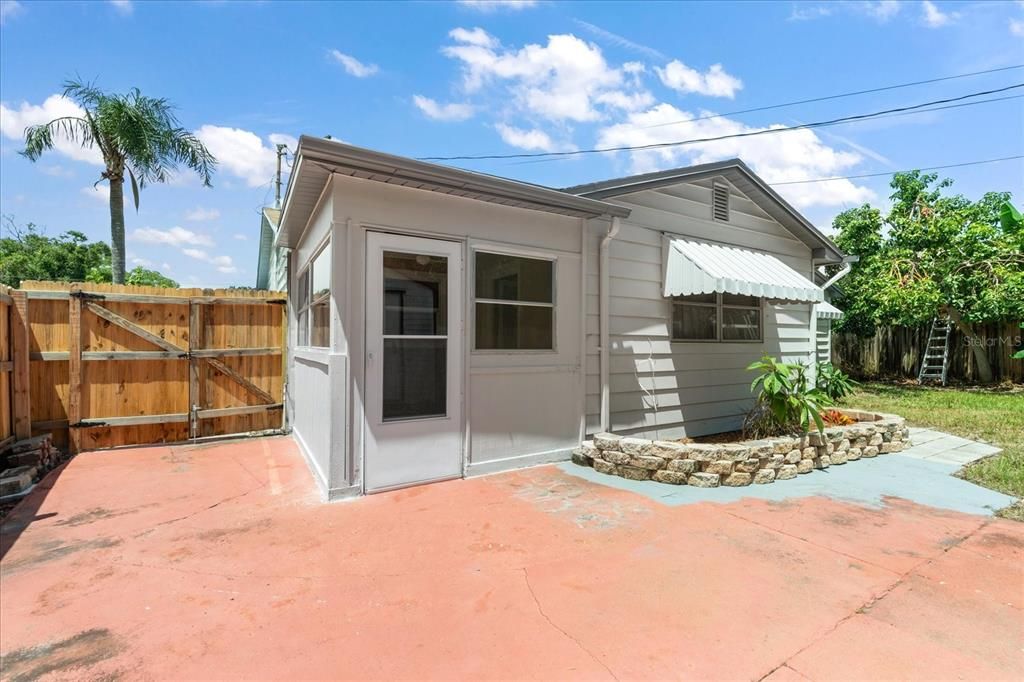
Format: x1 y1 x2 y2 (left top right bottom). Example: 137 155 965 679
917 316 952 385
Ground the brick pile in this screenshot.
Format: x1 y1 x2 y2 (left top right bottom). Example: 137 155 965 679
0 434 67 498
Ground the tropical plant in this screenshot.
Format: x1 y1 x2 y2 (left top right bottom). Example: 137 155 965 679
833 174 1023 383
821 409 855 426
19 79 216 284
744 355 832 438
86 264 178 288
1014 322 1024 361
815 362 858 402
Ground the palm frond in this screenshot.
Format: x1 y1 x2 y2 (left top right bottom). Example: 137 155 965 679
20 117 93 160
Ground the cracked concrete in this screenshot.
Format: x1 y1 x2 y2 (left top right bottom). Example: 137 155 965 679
1 435 1021 680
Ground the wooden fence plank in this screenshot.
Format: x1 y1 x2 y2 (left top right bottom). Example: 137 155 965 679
77 413 190 427
205 358 276 404
11 291 31 439
189 302 203 439
190 347 282 358
68 288 83 452
84 302 186 354
197 403 283 419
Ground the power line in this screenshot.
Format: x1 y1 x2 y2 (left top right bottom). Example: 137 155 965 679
419 83 1024 162
769 155 1024 186
641 63 1024 130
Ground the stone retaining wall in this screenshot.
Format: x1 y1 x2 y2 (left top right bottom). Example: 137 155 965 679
571 410 910 488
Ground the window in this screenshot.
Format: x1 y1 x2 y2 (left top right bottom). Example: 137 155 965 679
712 181 730 222
474 252 554 350
672 293 761 342
296 241 331 348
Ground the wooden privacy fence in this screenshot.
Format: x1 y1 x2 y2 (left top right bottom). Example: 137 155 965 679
832 320 1023 383
7 281 287 453
1 286 13 450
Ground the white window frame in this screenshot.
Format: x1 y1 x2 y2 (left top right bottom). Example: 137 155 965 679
670 293 763 343
471 247 557 353
295 238 331 349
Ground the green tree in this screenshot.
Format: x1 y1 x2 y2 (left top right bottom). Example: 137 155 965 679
19 79 215 284
85 264 178 288
834 173 1024 383
1 215 111 287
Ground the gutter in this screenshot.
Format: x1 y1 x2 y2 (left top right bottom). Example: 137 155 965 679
599 216 621 433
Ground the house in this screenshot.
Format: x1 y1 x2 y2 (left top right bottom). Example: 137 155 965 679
274 136 848 500
255 207 288 291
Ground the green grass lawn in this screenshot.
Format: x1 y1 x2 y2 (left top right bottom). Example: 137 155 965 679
848 382 1024 521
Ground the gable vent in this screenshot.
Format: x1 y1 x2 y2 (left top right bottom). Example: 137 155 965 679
712 182 730 222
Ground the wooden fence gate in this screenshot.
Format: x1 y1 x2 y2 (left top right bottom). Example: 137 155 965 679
8 281 287 453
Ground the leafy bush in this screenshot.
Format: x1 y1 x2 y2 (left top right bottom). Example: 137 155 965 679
743 355 833 437
816 362 858 402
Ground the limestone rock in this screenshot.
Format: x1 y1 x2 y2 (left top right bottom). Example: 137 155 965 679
619 437 652 455
603 450 631 465
797 459 814 474
629 455 666 470
667 458 697 474
687 472 720 488
722 472 752 487
592 459 617 475
618 466 652 481
593 433 622 451
704 460 734 476
777 464 798 480
653 470 688 485
753 469 776 484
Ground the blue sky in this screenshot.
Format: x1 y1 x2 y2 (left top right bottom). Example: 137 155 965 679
2 0 1022 287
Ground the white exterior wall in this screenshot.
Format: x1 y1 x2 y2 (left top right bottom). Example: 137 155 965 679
289 173 587 498
817 320 832 365
584 176 817 439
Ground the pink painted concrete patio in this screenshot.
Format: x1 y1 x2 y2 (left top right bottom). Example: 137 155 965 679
1 436 1022 680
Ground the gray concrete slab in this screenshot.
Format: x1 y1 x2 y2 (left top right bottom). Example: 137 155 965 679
560 428 1014 517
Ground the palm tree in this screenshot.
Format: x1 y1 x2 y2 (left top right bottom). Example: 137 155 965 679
21 79 216 283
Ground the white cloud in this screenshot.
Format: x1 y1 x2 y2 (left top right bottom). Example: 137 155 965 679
195 125 295 187
457 0 537 11
329 50 379 78
0 95 104 165
862 0 902 21
1 0 23 25
41 164 73 177
920 0 957 27
494 123 573 152
183 248 237 273
413 95 475 122
131 257 153 267
1012 18 1024 37
656 61 743 99
448 27 498 48
596 103 874 209
441 28 648 123
109 0 132 14
572 19 667 61
233 233 248 241
185 206 220 221
132 226 214 248
80 184 110 202
789 4 833 21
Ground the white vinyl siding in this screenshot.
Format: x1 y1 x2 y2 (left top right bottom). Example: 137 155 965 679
584 176 815 439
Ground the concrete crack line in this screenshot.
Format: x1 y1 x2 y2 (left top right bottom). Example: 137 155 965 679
133 483 267 537
756 516 993 682
721 509 901 577
521 567 619 681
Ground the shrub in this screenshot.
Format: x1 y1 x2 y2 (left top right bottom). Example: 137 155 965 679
744 355 833 437
816 362 858 402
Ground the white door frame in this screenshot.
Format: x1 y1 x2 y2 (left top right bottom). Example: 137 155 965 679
363 231 465 493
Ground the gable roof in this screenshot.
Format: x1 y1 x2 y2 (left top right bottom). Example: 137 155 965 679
562 158 845 263
277 136 630 248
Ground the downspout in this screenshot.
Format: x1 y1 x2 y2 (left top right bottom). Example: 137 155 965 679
820 255 859 290
599 216 621 433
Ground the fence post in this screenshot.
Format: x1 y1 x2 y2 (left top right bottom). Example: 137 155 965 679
11 291 31 440
189 300 203 439
68 286 83 453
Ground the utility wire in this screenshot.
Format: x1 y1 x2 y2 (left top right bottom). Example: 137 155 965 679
419 83 1024 162
501 93 1024 167
769 155 1024 185
641 63 1024 130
